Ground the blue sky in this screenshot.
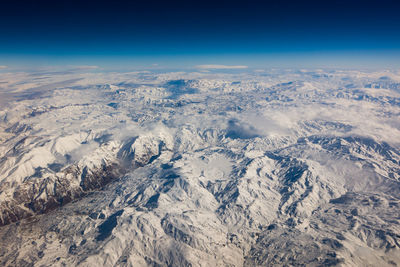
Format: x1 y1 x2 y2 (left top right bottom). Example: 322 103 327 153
1 0 400 68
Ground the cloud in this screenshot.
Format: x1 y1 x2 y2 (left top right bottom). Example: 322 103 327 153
71 65 99 70
0 66 8 69
226 118 261 139
195 64 248 70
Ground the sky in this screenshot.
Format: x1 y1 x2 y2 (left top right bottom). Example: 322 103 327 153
1 0 400 69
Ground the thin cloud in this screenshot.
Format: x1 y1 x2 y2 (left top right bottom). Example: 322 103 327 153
195 64 248 70
71 65 99 70
76 65 99 69
0 66 8 69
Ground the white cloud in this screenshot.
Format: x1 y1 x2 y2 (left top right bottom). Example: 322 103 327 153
195 64 248 70
71 65 99 70
0 66 8 69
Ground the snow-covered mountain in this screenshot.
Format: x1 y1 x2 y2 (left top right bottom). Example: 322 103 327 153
0 68 399 266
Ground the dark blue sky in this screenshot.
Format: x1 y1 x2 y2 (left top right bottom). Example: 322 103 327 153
1 0 400 68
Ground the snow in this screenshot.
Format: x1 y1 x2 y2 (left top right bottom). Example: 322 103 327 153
0 68 399 266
